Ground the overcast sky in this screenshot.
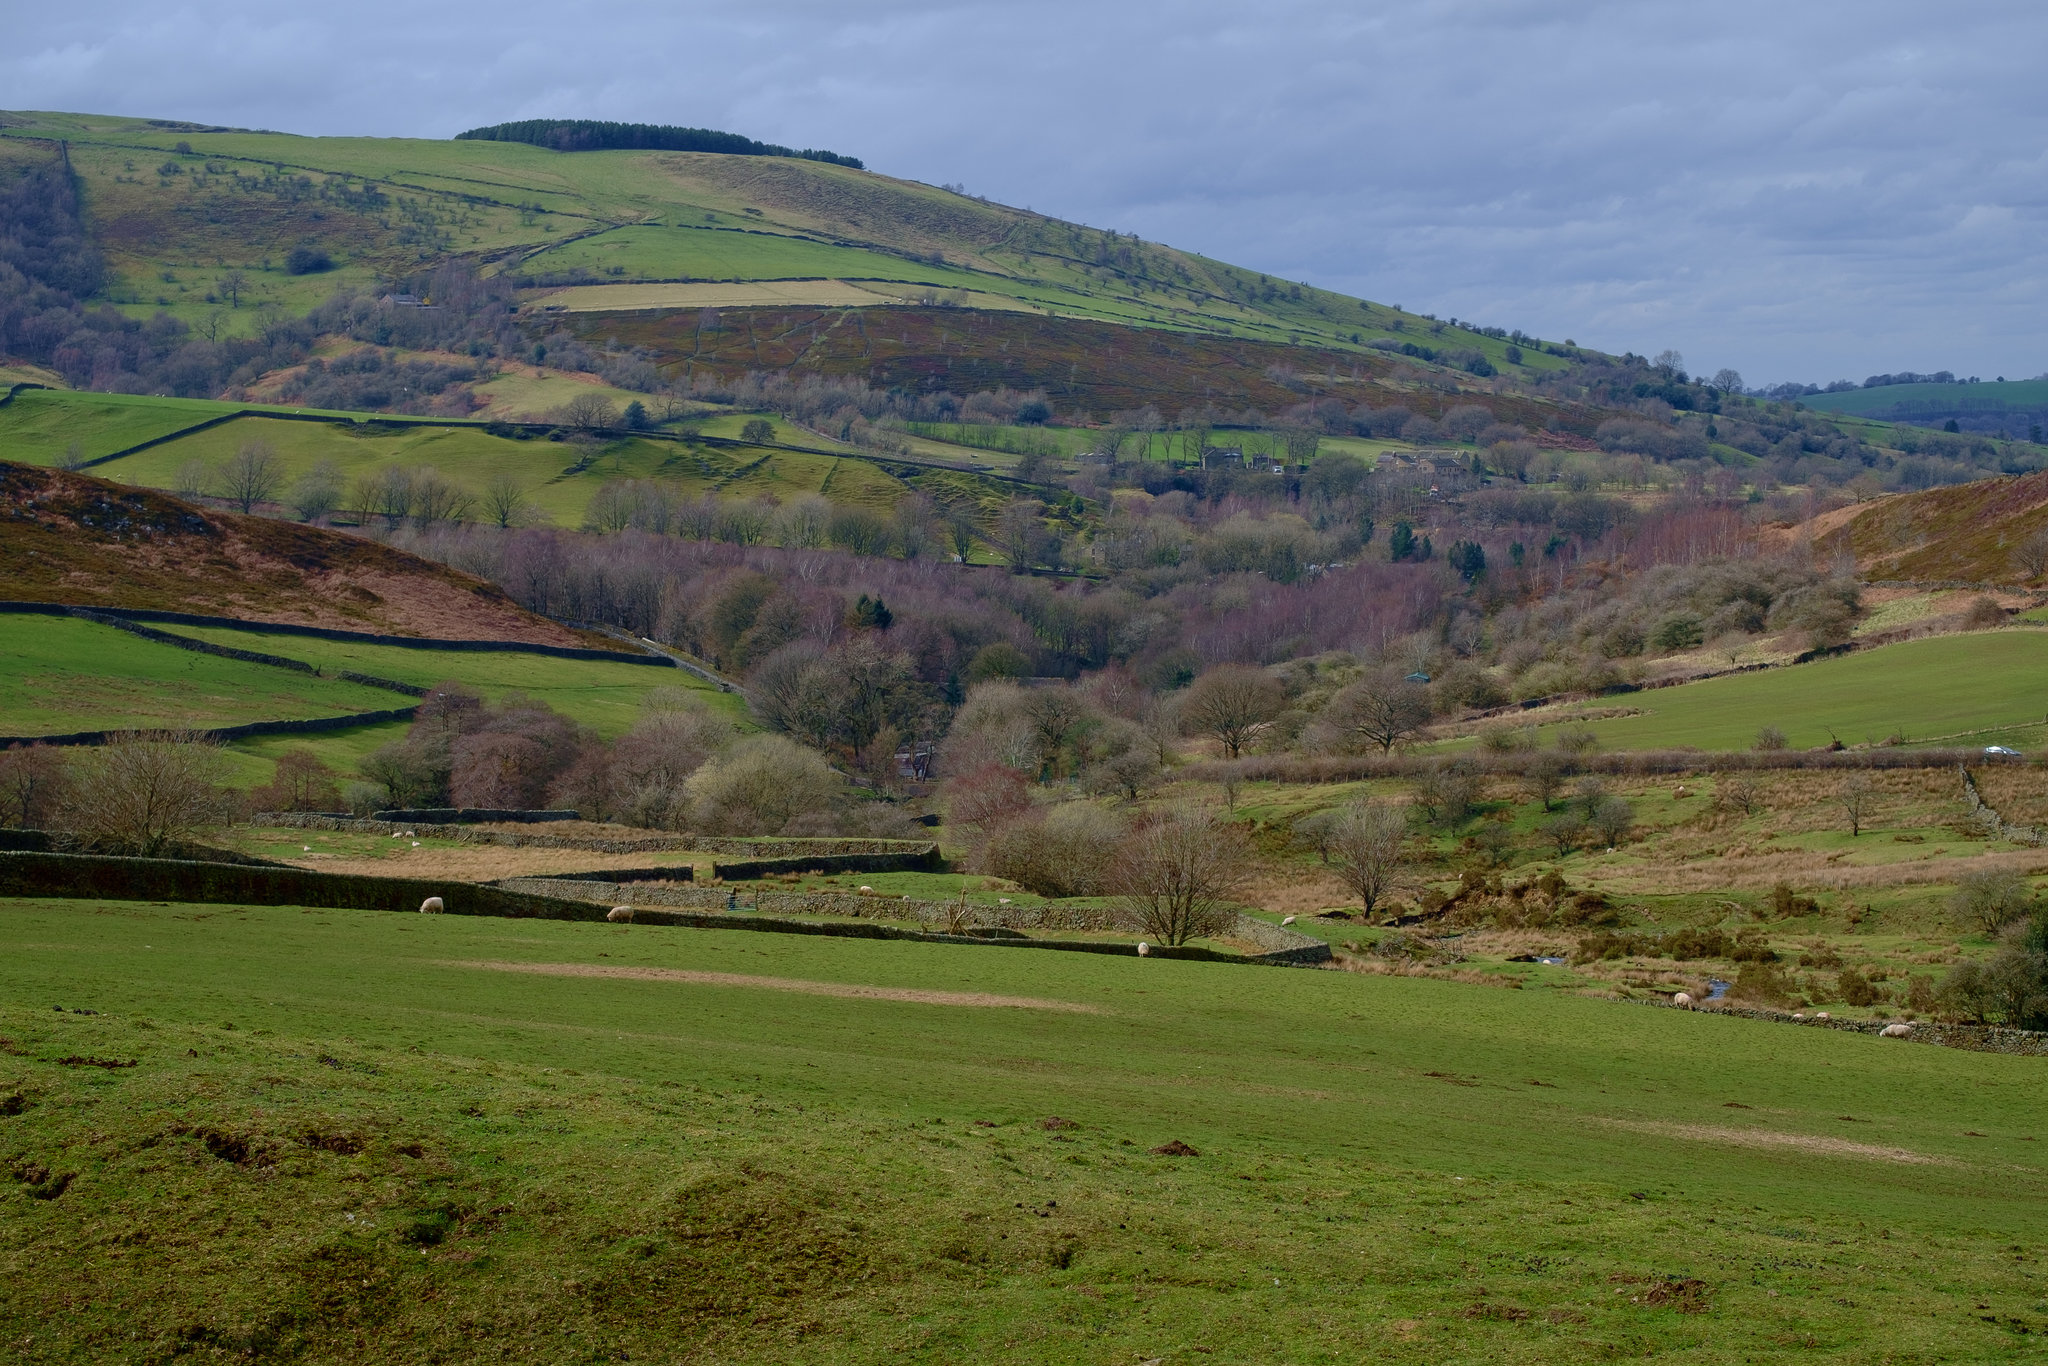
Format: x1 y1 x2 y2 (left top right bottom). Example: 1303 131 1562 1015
10 0 2044 385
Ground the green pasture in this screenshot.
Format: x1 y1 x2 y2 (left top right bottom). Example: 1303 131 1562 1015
155 623 743 735
521 223 986 290
7 382 1006 524
0 896 2041 1361
0 616 401 738
1535 631 2048 752
1801 378 2048 419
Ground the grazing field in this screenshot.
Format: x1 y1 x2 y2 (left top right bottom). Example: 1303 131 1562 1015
154 623 742 735
0 389 253 465
1801 378 2048 420
14 390 1005 529
0 616 402 738
0 895 2040 1362
1531 631 2048 752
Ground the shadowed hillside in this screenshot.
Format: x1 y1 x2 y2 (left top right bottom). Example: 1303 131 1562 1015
0 459 592 642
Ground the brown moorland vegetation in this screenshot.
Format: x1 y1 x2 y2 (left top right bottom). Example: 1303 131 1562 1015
570 305 1614 429
0 460 592 643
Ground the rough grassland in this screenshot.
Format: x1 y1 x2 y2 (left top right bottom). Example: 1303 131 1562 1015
157 623 745 734
0 616 401 736
1552 630 2048 752
0 897 2041 1363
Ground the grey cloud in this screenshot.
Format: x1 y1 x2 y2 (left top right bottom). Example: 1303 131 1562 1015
6 0 2046 382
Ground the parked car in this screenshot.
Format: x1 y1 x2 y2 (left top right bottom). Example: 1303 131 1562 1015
1984 745 2022 757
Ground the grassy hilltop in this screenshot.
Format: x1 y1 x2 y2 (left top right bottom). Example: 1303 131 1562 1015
0 110 1545 368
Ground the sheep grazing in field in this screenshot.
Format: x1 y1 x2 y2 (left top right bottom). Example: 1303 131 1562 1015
1672 992 1695 1008
1280 915 1297 926
858 886 873 893
1136 942 1151 957
1815 1012 1831 1021
607 906 634 924
419 897 444 915
1881 1022 1913 1038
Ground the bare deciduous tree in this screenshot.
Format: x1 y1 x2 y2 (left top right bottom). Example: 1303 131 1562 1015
288 460 344 522
407 467 474 528
1328 801 1406 917
1836 775 1874 836
1179 665 1283 759
1111 806 1248 946
0 745 72 829
1718 773 1764 817
63 732 230 856
217 440 283 514
481 473 534 529
559 393 619 432
2012 527 2048 581
1322 672 1433 754
1950 868 2031 934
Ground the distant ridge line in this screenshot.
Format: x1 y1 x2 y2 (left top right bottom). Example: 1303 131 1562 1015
456 119 862 169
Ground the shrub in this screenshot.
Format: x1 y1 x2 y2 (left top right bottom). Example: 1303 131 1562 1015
1555 726 1599 756
1412 761 1479 829
1835 968 1881 1007
284 246 333 275
1961 596 2007 630
1754 726 1788 752
685 734 843 834
1728 961 1798 1008
983 803 1125 898
1648 612 1705 652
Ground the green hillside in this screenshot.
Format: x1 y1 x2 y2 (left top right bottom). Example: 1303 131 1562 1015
156 622 742 736
1532 631 2048 752
0 389 1037 537
0 615 402 737
0 110 1561 372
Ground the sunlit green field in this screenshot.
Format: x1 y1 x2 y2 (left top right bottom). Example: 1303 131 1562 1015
0 616 400 737
1553 631 2048 751
0 894 2039 1362
156 623 741 736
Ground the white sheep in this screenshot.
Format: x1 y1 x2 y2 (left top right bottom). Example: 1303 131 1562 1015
1672 991 1695 1008
858 885 873 893
1136 941 1150 957
418 896 444 915
607 906 634 924
1881 1022 1913 1038
1280 915 1297 926
1793 1012 1808 1020
1815 1011 1831 1021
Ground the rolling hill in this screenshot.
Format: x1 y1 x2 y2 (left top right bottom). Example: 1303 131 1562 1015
0 109 1548 368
